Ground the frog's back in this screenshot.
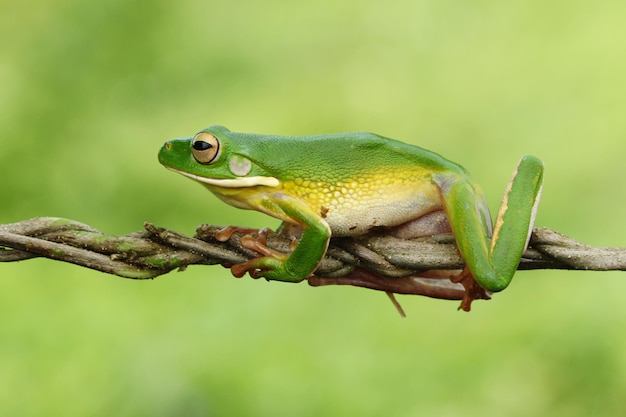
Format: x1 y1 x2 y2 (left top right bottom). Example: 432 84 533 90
243 131 467 181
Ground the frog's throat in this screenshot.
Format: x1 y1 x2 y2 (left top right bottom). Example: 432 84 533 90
168 167 280 188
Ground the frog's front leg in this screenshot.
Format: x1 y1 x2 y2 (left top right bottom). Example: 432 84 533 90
436 155 544 293
225 195 331 283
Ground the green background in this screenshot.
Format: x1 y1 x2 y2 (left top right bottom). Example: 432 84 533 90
2 0 626 415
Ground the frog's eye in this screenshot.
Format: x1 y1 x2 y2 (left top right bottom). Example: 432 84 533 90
192 132 220 164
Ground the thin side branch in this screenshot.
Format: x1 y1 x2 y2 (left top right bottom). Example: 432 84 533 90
1 217 624 307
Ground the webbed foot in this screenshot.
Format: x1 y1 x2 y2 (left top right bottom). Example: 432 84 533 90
216 226 290 280
450 267 492 312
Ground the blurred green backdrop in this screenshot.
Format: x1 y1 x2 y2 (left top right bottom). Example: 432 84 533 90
2 0 626 416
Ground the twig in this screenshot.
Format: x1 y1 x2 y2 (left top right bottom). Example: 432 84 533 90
1 217 624 309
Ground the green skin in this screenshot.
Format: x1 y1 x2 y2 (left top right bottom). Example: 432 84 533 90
159 125 544 294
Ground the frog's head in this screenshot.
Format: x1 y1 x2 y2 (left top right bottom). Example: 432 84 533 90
158 125 279 188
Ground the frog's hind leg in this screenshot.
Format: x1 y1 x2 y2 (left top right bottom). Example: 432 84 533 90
308 268 489 314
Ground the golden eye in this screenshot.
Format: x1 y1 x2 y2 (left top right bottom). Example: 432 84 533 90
191 132 220 164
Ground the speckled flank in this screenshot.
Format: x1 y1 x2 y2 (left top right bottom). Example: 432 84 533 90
281 166 443 236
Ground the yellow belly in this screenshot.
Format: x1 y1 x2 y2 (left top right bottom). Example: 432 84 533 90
281 168 443 236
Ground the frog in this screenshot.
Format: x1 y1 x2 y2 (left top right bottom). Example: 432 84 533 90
158 125 544 311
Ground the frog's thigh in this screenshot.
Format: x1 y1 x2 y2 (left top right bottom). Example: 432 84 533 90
388 210 451 239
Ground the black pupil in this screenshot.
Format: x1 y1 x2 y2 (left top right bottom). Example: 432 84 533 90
193 141 212 151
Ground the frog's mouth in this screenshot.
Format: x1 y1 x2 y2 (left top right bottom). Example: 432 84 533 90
166 167 279 188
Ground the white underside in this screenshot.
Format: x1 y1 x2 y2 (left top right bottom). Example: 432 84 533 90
167 167 280 188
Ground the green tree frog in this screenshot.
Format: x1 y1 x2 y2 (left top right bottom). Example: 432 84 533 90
159 126 543 310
